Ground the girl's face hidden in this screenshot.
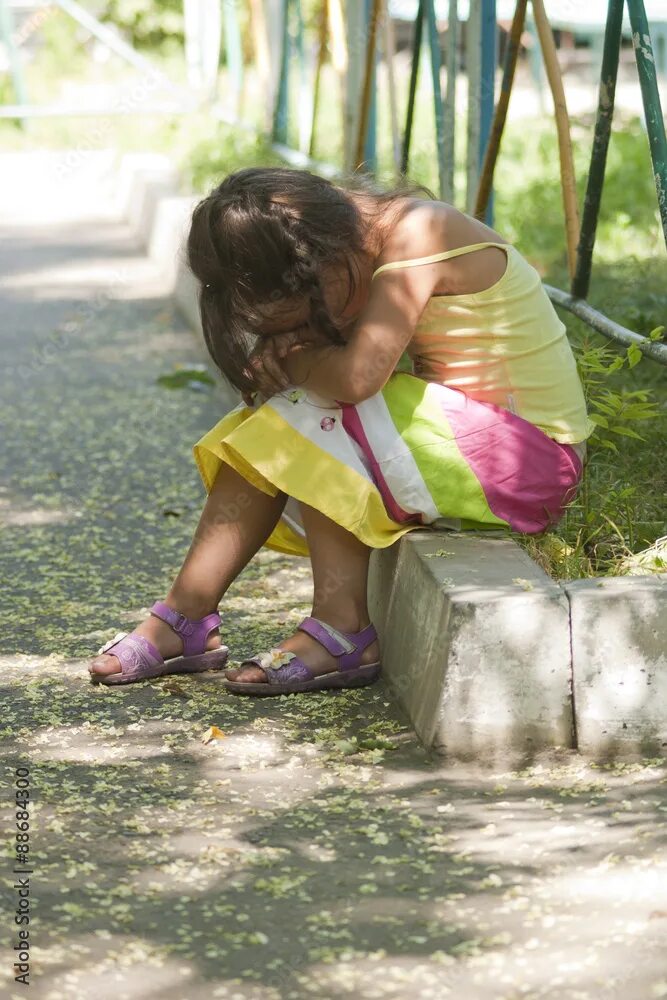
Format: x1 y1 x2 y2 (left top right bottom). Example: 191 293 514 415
254 256 371 341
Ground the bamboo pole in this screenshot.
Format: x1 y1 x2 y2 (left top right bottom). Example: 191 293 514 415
531 0 580 279
294 0 310 152
327 0 347 156
327 0 347 74
249 0 272 130
355 0 382 171
344 1 365 168
383 4 401 175
309 0 329 158
474 0 527 219
223 0 244 117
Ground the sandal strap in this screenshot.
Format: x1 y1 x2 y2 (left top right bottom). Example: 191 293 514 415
99 633 163 682
237 618 379 687
150 601 221 657
297 617 356 657
240 652 314 685
297 617 378 672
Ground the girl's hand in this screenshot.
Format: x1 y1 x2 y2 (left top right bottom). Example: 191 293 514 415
247 328 316 396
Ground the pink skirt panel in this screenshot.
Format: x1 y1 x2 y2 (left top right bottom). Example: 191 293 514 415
435 385 583 533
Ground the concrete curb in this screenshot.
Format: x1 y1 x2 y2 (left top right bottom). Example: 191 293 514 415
369 535 667 765
114 152 667 766
565 576 667 759
368 532 573 767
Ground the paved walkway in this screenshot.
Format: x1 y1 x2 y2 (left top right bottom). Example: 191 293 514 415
1 153 667 1000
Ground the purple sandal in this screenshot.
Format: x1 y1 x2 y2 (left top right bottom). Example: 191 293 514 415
89 600 229 686
224 616 381 697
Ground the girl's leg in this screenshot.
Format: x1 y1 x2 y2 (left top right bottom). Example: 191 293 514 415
89 463 288 677
225 502 380 683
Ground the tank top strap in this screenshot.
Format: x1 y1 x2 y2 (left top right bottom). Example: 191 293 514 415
371 241 512 281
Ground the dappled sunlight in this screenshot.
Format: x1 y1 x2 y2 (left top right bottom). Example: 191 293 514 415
545 863 667 908
23 717 193 762
0 500 81 528
28 937 210 1000
3 658 667 997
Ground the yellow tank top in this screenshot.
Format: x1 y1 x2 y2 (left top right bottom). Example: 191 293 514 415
372 241 595 444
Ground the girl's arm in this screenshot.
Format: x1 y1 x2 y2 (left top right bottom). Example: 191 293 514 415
279 262 439 404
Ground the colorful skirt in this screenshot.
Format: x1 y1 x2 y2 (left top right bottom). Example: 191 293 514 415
193 372 584 559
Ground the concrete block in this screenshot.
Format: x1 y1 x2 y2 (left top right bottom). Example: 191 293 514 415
565 575 667 761
114 153 180 245
0 150 118 223
368 531 573 765
174 256 203 336
147 194 198 292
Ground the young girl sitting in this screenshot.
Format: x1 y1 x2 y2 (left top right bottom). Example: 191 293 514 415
89 167 593 695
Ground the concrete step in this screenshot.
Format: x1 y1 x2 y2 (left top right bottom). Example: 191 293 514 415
368 531 667 765
368 531 573 767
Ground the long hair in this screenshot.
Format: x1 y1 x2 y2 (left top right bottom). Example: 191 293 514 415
185 166 435 395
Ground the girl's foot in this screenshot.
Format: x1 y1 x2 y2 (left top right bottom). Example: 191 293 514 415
89 610 223 680
224 614 380 684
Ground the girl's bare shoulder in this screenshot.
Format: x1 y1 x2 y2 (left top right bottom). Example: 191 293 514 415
377 197 508 267
374 198 507 295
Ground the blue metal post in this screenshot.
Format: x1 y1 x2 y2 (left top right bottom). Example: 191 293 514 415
479 0 497 225
363 0 378 172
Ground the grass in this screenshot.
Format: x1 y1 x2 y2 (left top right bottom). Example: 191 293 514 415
3 49 665 580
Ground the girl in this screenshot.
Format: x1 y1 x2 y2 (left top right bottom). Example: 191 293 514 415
89 167 593 695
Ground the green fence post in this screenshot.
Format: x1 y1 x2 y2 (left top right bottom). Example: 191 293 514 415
401 0 425 176
626 0 667 248
572 0 624 300
425 0 447 199
272 0 291 144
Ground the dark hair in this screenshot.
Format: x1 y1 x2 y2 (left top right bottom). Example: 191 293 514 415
186 166 435 395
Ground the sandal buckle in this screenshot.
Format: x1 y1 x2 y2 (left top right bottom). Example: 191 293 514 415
171 611 194 636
